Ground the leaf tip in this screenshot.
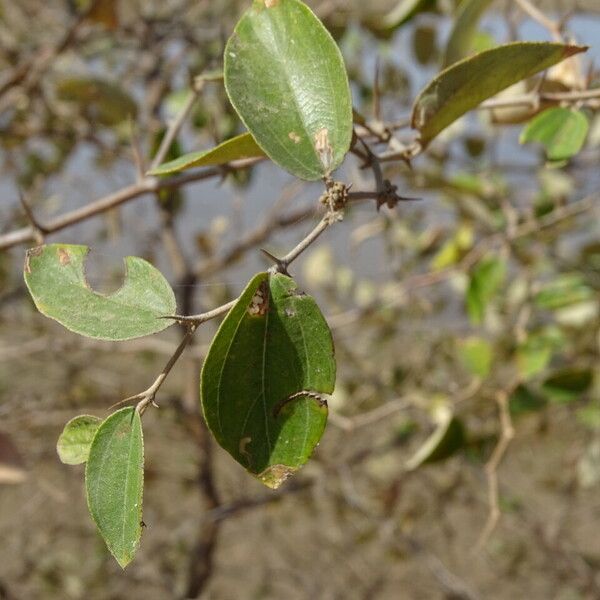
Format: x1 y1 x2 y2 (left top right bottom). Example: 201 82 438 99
563 44 588 58
257 464 298 489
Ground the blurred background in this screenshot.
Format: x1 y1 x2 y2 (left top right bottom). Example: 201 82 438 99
1 0 599 598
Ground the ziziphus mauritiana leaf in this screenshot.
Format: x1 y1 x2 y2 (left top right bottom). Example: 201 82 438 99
201 272 336 488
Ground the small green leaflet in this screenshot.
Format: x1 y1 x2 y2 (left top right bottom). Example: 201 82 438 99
411 42 587 148
457 336 493 378
466 255 506 325
201 272 335 489
148 132 265 176
224 0 353 180
520 107 589 161
85 407 144 568
24 244 176 341
57 415 101 465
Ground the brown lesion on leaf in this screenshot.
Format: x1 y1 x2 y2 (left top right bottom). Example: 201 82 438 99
58 247 71 266
314 127 333 172
247 280 269 316
257 464 297 489
264 0 279 7
273 390 328 418
288 131 301 144
24 246 44 274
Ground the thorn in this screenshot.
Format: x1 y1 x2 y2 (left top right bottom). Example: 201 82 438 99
260 248 289 275
18 190 47 243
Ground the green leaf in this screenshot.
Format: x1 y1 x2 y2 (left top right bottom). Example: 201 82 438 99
224 0 353 180
442 0 495 68
520 108 589 161
541 368 593 404
509 385 547 416
201 272 335 489
148 132 266 176
57 415 101 465
24 244 176 341
412 42 586 148
466 256 506 325
458 336 493 378
534 274 594 310
406 413 465 470
85 408 144 568
56 77 137 126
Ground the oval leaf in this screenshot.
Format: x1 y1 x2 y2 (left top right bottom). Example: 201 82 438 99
224 0 353 180
201 272 336 489
520 107 589 161
57 415 101 465
24 244 176 341
86 408 144 568
148 132 266 176
412 42 587 148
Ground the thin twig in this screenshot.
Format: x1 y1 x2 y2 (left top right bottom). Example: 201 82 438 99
109 324 198 413
0 157 264 250
149 80 204 171
476 389 516 550
513 0 563 41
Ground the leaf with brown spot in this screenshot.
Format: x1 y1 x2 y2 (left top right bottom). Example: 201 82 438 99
24 244 176 341
201 272 336 488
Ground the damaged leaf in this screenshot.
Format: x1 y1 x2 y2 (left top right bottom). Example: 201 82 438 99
224 0 353 180
24 244 176 341
201 272 335 488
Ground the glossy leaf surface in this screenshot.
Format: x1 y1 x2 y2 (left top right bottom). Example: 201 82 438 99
224 0 353 180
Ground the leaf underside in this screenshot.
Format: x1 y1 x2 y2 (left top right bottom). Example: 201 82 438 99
411 42 587 147
148 132 265 175
24 244 176 341
85 407 144 568
224 0 353 180
201 272 336 489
